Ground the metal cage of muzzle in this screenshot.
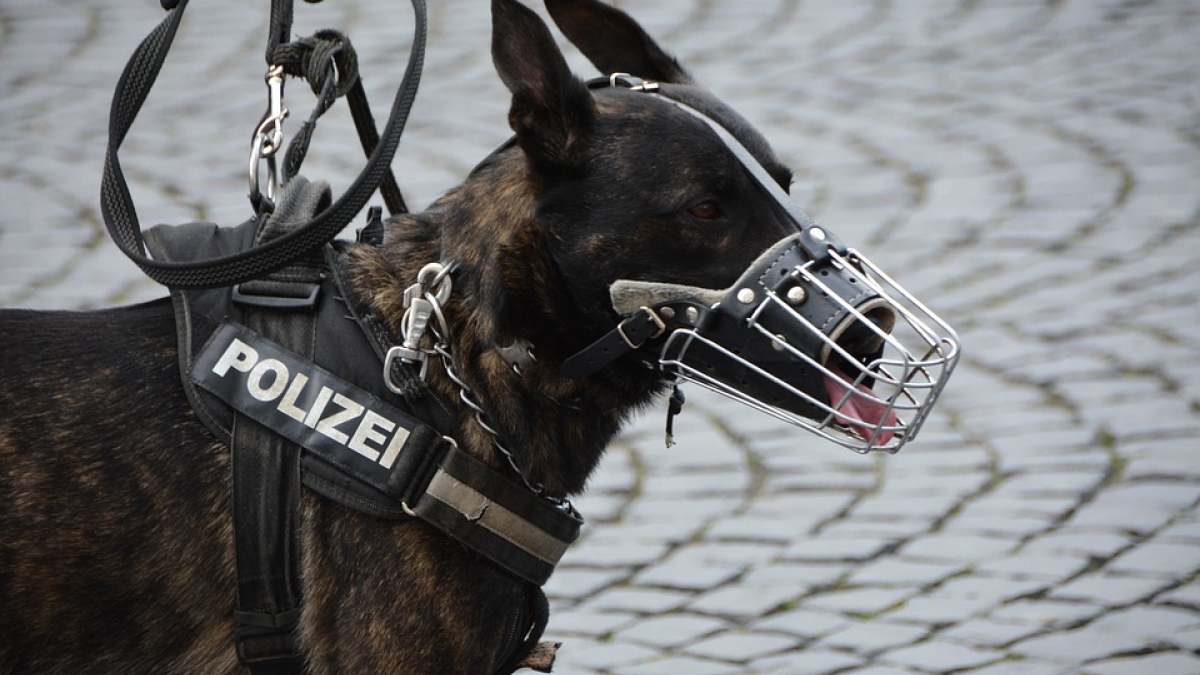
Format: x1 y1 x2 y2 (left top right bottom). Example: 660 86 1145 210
659 246 959 454
570 74 961 455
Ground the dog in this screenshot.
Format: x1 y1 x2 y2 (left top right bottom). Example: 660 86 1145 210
0 0 944 672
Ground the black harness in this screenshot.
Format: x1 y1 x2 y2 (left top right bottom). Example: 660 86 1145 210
143 181 579 673
100 1 577 670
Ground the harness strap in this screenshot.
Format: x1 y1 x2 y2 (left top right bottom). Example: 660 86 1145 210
229 250 322 674
495 585 555 675
191 319 584 586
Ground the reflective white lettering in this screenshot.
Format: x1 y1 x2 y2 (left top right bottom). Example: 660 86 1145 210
379 425 411 469
276 373 311 422
315 393 363 445
347 410 395 461
303 387 334 428
247 358 289 402
212 339 258 377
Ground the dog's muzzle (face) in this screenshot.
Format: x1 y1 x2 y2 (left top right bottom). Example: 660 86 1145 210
612 230 960 454
572 75 959 453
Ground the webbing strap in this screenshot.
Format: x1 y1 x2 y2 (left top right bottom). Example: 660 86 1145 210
413 449 583 586
231 275 319 674
100 0 427 289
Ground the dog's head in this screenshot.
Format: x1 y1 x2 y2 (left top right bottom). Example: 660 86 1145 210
483 0 958 453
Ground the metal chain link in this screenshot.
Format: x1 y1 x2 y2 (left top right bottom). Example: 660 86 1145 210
417 274 579 517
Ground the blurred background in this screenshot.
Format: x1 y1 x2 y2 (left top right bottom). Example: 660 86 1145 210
2 1 1198 673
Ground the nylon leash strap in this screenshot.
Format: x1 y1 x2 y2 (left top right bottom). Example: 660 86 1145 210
100 0 426 289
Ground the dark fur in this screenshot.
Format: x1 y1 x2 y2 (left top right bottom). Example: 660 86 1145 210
0 0 804 672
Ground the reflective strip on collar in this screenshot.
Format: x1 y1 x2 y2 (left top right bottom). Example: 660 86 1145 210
414 447 583 586
424 470 570 566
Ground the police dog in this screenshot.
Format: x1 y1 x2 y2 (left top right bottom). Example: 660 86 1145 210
0 0 828 672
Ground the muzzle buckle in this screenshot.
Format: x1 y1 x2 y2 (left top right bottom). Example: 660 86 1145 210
618 306 667 350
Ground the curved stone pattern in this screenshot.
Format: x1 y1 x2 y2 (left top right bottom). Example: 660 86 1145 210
3 1 1199 673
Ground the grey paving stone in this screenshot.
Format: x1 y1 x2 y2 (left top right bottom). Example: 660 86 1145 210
1156 583 1200 611
739 563 850 591
687 584 796 620
989 599 1106 629
933 576 1048 604
622 495 742 526
708 514 816 543
879 640 1003 672
613 614 730 649
640 470 752 497
1065 501 1183 541
683 632 798 663
939 513 1056 537
633 561 742 592
666 542 783 569
613 655 742 675
782 537 898 563
1158 518 1200 543
546 610 638 638
966 661 1075 675
837 667 921 675
846 557 965 587
994 470 1109 496
850 494 965 521
1166 624 1200 651
1049 572 1177 606
884 595 998 625
585 519 705 547
561 540 672 568
1123 442 1200 481
580 588 691 615
764 469 879 492
897 534 1018 563
751 607 851 639
1011 605 1200 663
1021 530 1133 558
803 587 917 617
554 640 660 671
938 617 1044 649
748 648 864 675
818 518 939 540
974 553 1092 581
1108 541 1200 577
545 569 628 601
1080 652 1200 675
816 620 929 654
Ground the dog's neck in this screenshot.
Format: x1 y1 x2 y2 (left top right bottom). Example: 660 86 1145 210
345 153 665 497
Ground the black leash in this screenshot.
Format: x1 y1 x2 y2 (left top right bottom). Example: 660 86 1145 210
100 0 426 289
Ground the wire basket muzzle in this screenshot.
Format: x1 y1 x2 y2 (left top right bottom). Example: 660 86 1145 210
658 237 959 453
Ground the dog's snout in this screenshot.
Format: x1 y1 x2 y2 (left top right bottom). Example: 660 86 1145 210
827 299 896 366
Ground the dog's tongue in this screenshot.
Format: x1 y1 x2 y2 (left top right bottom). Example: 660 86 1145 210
823 364 899 445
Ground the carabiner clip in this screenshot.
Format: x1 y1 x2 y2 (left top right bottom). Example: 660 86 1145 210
249 65 289 209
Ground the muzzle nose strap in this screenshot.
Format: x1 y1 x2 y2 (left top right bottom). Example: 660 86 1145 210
561 303 711 379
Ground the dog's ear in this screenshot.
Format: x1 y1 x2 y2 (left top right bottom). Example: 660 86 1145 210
492 0 596 172
544 0 693 84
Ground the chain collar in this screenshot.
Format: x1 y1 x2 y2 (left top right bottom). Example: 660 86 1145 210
384 262 579 517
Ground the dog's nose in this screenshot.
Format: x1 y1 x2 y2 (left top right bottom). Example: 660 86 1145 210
824 298 896 368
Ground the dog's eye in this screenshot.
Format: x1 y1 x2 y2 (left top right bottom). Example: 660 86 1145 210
688 200 721 220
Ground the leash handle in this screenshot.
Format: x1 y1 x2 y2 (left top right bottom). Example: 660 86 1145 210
101 0 426 289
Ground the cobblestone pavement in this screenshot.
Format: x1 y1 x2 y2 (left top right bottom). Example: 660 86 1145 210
3 0 1200 673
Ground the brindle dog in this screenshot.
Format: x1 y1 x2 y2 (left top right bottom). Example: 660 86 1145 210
1 0 823 672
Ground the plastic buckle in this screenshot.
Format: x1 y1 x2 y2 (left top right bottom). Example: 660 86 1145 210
233 609 303 671
232 283 320 309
